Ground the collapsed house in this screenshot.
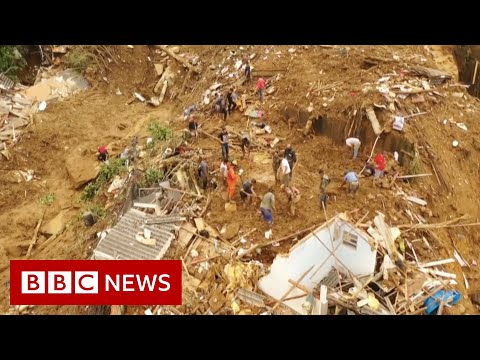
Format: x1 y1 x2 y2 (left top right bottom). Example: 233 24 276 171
259 214 377 314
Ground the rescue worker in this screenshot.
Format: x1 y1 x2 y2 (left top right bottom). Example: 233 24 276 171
278 156 291 187
346 137 361 160
280 184 301 216
319 168 331 209
219 159 228 186
260 188 275 228
188 115 199 141
373 153 386 179
97 146 109 162
256 77 266 102
226 160 238 202
339 170 360 196
198 157 209 191
240 132 251 159
245 60 251 82
218 127 229 162
240 178 258 205
284 144 297 179
272 151 282 183
226 87 237 112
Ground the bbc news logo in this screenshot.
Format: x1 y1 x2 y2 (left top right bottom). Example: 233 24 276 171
10 260 182 305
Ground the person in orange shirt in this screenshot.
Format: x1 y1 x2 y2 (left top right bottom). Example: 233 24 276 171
226 160 238 202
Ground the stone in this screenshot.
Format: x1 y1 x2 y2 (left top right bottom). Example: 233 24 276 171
471 293 480 306
367 194 375 200
223 223 240 240
4 245 22 257
154 63 164 77
65 155 100 189
41 211 66 236
457 304 466 314
0 245 9 272
170 46 180 54
225 203 237 213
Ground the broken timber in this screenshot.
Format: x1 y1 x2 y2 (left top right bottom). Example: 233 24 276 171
365 106 382 136
155 46 201 74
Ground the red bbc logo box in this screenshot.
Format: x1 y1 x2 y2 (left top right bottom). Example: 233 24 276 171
9 260 182 306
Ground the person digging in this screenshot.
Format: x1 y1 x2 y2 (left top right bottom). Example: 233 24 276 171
259 188 275 229
280 184 301 216
339 170 360 197
240 178 259 207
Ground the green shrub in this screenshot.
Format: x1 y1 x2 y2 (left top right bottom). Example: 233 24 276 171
0 46 27 80
81 158 127 201
148 123 173 141
65 47 92 73
89 205 106 219
39 193 55 205
81 183 98 201
145 168 164 186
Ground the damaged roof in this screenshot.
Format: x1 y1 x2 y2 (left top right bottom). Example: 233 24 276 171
93 208 184 260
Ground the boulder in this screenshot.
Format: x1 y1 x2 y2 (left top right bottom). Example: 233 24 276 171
41 211 66 236
65 155 100 189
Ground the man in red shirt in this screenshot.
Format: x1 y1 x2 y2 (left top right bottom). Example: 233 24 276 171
256 77 266 102
97 146 108 162
373 153 386 179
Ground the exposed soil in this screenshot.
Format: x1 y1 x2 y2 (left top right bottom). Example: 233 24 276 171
2 45 480 315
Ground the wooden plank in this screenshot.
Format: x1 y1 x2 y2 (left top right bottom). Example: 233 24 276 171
26 211 45 258
366 106 382 136
272 265 314 312
155 46 201 74
397 173 432 179
406 196 427 206
319 285 328 315
177 221 197 249
419 258 455 268
193 217 205 231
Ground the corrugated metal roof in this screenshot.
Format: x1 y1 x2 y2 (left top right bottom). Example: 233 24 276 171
93 208 182 260
0 73 15 90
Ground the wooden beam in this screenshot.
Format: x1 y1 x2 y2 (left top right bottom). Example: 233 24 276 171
272 265 314 311
26 211 45 258
155 46 201 74
397 173 432 179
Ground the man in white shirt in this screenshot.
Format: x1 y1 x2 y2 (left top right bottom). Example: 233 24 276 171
278 157 291 186
346 137 361 160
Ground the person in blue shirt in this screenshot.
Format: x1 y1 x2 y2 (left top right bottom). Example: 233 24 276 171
339 170 359 195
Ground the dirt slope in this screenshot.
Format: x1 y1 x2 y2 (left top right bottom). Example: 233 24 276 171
1 45 479 315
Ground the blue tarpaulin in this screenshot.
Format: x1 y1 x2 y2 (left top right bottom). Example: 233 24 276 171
424 290 461 315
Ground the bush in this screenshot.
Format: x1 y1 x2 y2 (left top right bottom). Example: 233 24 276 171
65 47 92 73
81 159 127 201
89 205 106 219
39 193 55 205
145 168 164 186
81 183 98 202
0 46 27 80
148 123 173 141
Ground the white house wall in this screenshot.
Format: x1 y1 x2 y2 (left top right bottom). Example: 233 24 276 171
258 217 377 314
334 222 377 277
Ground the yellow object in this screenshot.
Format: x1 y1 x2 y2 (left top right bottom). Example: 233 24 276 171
367 293 380 310
231 301 240 314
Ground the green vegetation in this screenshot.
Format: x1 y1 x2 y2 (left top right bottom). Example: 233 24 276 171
148 123 173 141
65 47 93 73
145 168 164 187
89 205 106 219
408 152 423 180
81 158 127 201
0 46 27 80
39 193 55 205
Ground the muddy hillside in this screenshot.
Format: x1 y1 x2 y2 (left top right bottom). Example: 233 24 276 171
1 45 480 315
